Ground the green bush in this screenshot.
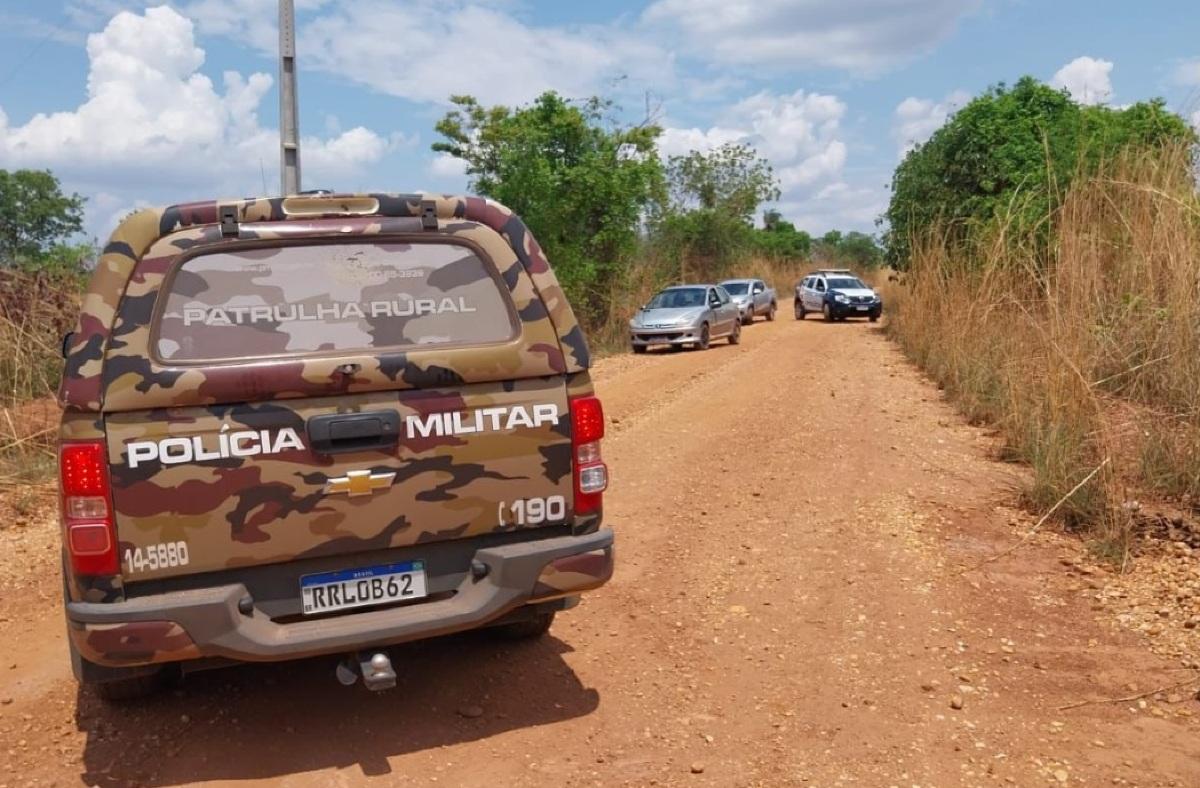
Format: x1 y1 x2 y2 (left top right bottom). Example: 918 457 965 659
884 76 1196 268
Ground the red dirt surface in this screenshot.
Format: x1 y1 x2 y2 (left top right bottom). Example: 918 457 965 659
1 319 1196 786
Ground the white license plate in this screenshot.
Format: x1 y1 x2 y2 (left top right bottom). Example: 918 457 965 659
855 306 869 311
300 560 427 615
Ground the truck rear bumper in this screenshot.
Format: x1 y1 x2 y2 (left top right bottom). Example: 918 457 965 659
66 528 614 668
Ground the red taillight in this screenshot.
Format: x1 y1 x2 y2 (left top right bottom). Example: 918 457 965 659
571 395 605 444
570 395 607 515
61 442 106 496
59 441 117 576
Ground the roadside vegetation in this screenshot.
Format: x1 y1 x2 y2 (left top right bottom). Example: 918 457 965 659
883 77 1199 555
432 91 881 347
0 171 90 484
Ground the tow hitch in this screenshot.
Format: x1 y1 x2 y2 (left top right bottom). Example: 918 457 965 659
336 651 396 691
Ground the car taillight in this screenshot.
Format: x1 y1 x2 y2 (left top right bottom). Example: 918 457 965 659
59 441 117 575
570 395 607 516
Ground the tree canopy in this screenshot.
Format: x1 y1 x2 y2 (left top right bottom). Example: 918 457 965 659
432 90 870 315
665 143 779 221
814 231 883 269
754 209 812 259
884 76 1197 267
0 169 85 269
433 92 664 320
656 143 780 270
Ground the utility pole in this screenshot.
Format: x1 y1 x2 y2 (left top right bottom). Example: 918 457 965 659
278 0 301 195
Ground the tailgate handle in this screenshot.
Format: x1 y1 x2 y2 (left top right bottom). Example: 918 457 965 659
307 411 400 455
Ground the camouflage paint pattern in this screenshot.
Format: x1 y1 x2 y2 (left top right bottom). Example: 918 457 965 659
97 217 572 412
104 377 574 580
69 620 201 666
530 547 614 601
58 193 604 601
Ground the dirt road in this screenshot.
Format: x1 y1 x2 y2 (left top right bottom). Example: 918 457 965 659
2 318 1198 786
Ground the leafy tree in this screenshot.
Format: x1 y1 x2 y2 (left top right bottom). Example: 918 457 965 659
761 209 785 231
884 76 1196 267
656 143 780 273
0 169 85 267
665 143 779 220
755 209 812 259
814 231 883 269
432 92 665 321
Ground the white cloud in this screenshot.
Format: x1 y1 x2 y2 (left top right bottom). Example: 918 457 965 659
0 5 392 236
296 1 674 107
661 89 862 228
56 1 673 109
643 0 979 74
731 90 846 163
776 182 888 235
428 153 468 179
658 126 747 157
1050 56 1114 105
661 90 848 183
1172 58 1200 87
892 89 970 156
303 127 391 187
777 140 846 189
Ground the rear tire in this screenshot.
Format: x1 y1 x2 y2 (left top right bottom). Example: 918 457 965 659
491 611 555 640
696 323 710 350
795 300 806 320
71 639 169 702
67 610 170 702
766 302 777 321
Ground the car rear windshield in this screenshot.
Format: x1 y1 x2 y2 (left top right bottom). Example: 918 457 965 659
721 282 749 295
827 278 866 290
155 241 516 362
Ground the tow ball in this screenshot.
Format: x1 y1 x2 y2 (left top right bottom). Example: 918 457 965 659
336 651 396 691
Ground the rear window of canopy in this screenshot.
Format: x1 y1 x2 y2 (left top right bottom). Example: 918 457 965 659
155 240 516 362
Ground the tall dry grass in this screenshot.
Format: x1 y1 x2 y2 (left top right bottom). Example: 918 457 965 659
0 269 80 484
885 144 1200 555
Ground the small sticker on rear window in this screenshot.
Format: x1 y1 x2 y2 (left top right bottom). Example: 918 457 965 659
155 241 515 361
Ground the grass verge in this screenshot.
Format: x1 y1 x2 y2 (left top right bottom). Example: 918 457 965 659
884 144 1200 559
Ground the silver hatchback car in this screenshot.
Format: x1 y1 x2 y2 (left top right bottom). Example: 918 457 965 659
629 285 741 353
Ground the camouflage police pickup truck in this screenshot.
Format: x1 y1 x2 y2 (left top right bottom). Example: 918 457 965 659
57 193 614 699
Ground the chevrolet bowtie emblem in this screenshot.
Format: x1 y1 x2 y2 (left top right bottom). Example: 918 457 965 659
323 470 397 497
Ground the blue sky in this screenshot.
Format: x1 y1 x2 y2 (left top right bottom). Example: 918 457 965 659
0 0 1197 240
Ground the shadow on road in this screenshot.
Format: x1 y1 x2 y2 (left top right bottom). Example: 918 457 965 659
794 317 881 327
74 630 598 785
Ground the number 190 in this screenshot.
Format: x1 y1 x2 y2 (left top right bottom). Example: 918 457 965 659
499 495 566 526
